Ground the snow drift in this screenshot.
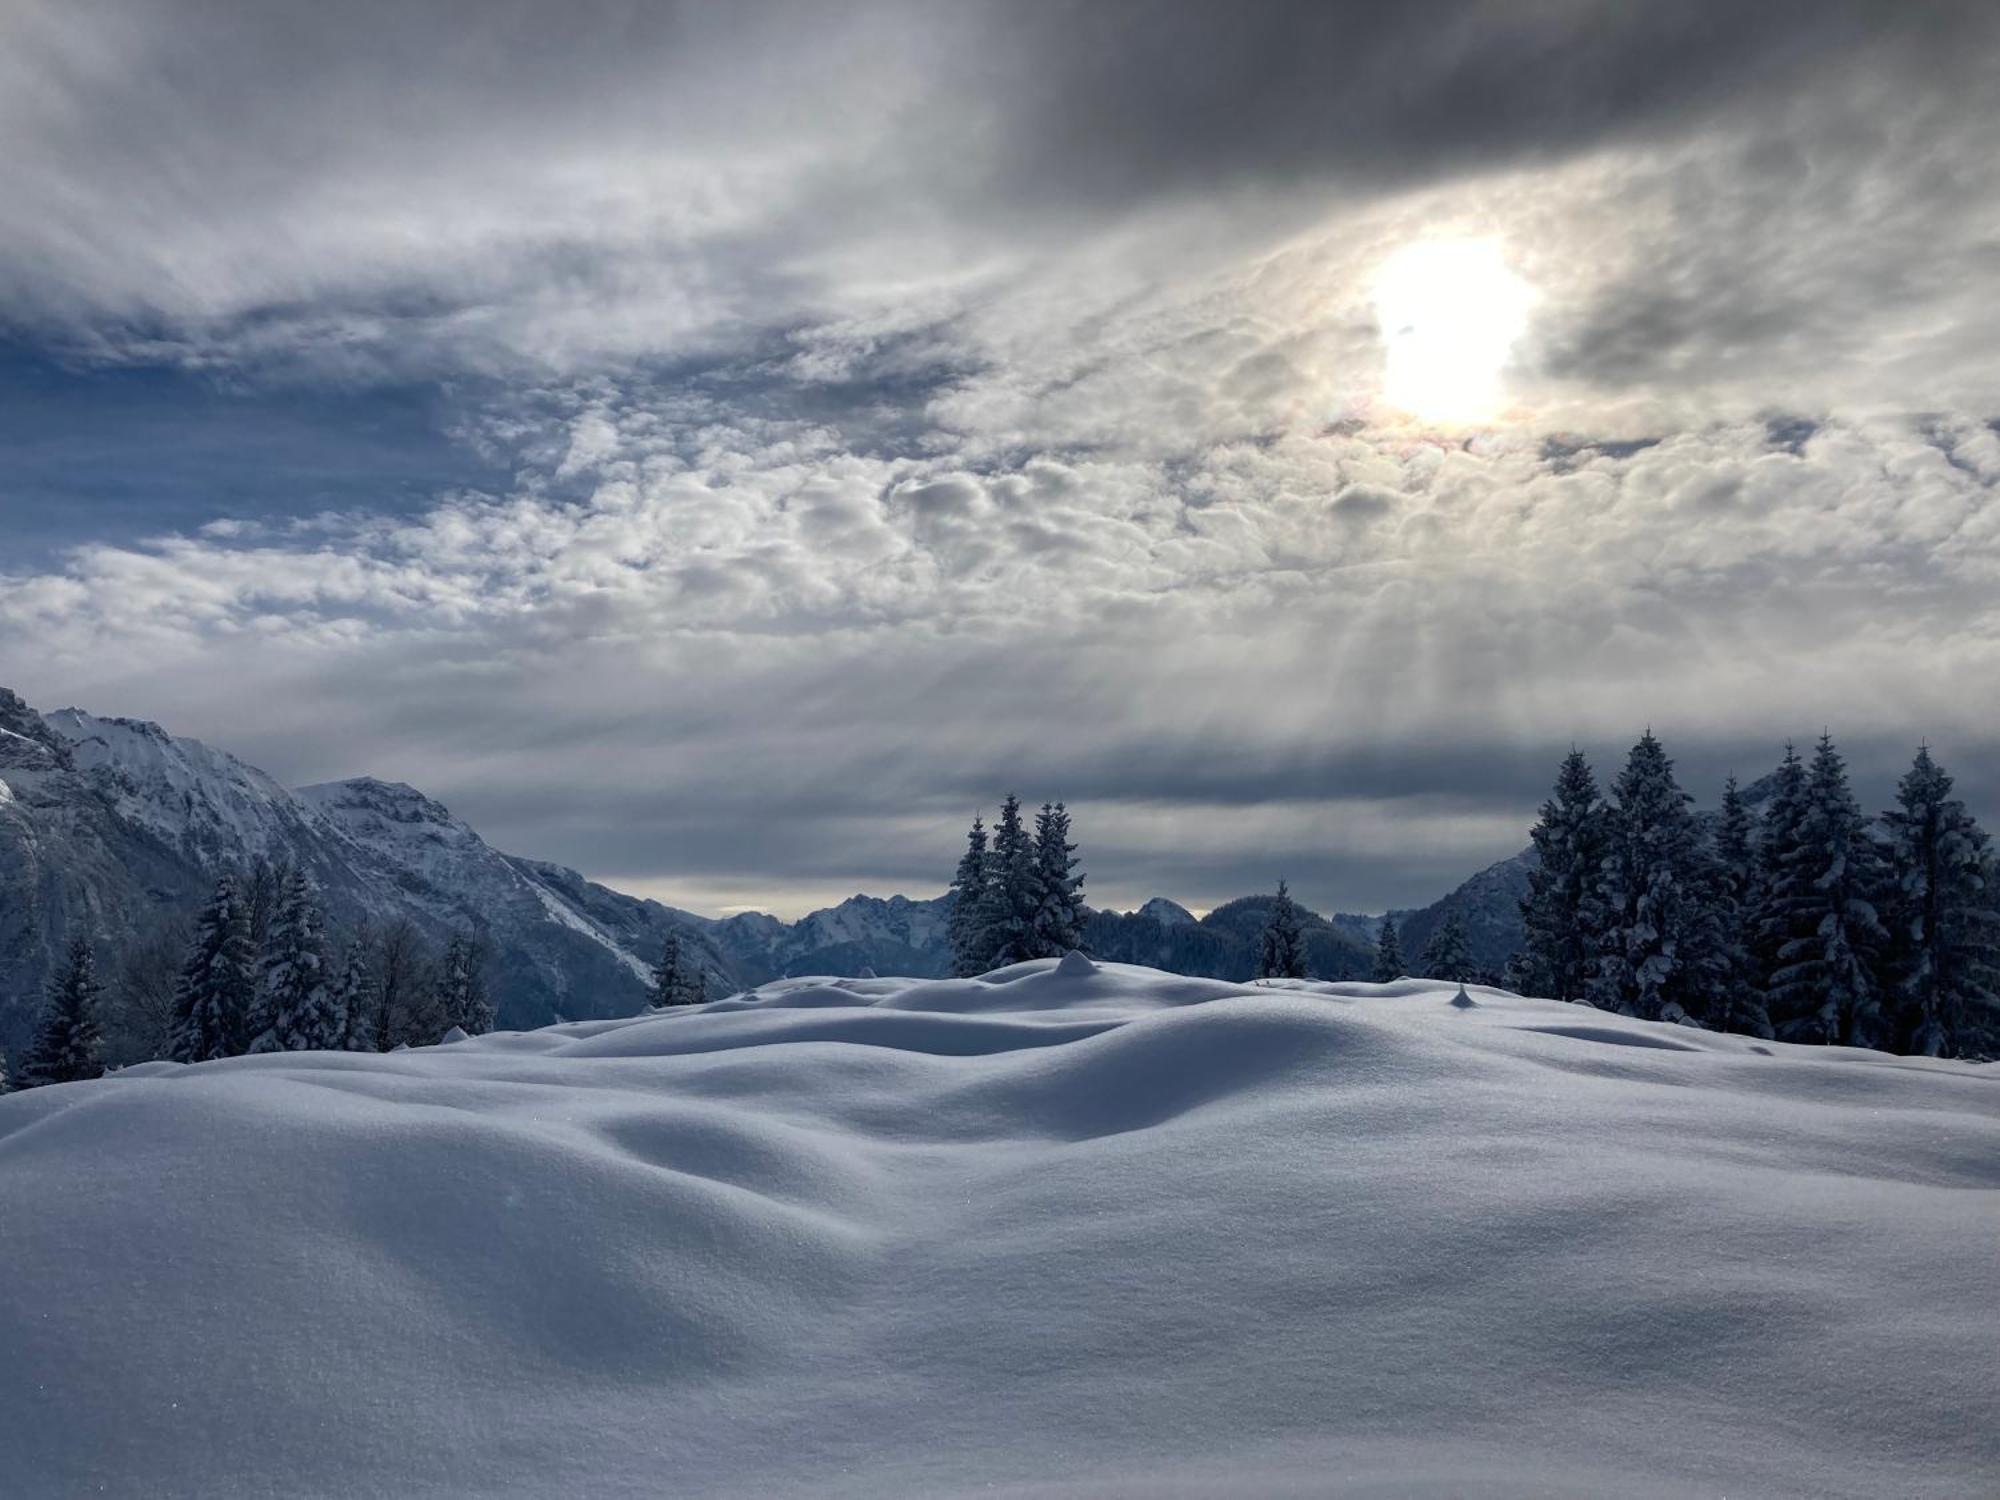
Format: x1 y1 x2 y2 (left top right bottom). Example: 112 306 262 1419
2 962 1994 1498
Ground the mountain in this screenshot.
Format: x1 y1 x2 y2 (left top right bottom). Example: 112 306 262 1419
1393 850 1536 976
0 691 735 1045
0 687 977 1047
1085 892 1379 980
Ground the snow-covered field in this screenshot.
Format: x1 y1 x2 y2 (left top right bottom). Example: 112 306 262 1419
2 958 1994 1498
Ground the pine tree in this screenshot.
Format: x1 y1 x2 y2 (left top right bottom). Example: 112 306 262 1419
20 935 105 1087
0 1049 9 1094
1587 732 1724 1023
1373 913 1406 982
650 931 702 1007
437 934 495 1035
1879 746 2000 1057
983 795 1043 968
947 815 993 976
1708 776 1772 1037
1030 801 1086 957
1257 880 1308 979
1520 749 1608 1004
169 873 256 1062
1749 743 1809 998
1419 909 1473 984
250 867 341 1052
1766 734 1890 1046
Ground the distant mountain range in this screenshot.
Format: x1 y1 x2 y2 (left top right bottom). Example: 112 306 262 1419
0 686 1531 1049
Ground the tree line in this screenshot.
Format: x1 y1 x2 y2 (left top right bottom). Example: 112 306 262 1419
1509 732 1997 1058
1 861 495 1091
946 796 1088 975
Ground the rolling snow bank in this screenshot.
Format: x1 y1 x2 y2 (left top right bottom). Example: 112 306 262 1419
2 962 1995 1499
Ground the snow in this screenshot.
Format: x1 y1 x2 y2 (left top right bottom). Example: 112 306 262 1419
2 963 1994 1499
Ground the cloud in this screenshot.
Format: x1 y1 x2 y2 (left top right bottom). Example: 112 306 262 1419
3 1 1999 914
7 388 1999 912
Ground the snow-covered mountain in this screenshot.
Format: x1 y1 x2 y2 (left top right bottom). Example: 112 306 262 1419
1134 896 1197 926
0 690 734 1044
0 688 964 1045
5 961 1992 1497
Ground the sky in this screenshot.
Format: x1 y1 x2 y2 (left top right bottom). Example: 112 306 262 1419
2 0 1999 919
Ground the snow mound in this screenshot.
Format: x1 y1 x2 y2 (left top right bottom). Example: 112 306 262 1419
2 961 1994 1499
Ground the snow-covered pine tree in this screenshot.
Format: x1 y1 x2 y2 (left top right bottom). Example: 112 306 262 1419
1373 913 1406 982
1030 801 1086 957
330 943 378 1051
1878 746 2000 1057
1520 749 1608 1004
437 934 496 1036
1419 909 1473 984
0 1049 9 1093
1586 732 1724 1023
1257 880 1308 979
650 931 702 1007
169 872 257 1062
250 867 341 1052
947 815 992 976
1707 776 1772 1037
983 795 1043 968
20 935 105 1087
1749 743 1809 998
1766 734 1890 1046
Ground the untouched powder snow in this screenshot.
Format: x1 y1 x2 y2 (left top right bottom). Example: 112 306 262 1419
1 964 1995 1499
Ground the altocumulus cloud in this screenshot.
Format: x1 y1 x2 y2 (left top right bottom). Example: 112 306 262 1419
0 0 1997 914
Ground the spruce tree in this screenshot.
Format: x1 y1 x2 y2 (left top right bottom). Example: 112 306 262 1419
1419 909 1473 984
169 873 257 1062
1766 734 1890 1046
983 795 1043 967
650 931 702 1007
250 867 341 1052
1030 802 1086 957
1749 743 1809 998
437 934 495 1035
20 935 105 1087
1879 746 2000 1056
947 815 993 976
1708 776 1772 1037
1257 880 1308 979
1587 732 1724 1023
1373 913 1406 982
1520 749 1608 1004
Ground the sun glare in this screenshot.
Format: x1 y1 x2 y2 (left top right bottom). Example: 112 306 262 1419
1372 238 1534 426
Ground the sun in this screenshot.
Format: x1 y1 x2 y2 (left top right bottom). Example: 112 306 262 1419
1372 238 1534 426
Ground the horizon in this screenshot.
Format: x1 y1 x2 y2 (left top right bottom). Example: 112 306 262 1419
3 2 1998 916
8 679 1977 924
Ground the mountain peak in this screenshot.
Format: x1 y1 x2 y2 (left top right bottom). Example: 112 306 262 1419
298 776 464 830
1136 897 1197 927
